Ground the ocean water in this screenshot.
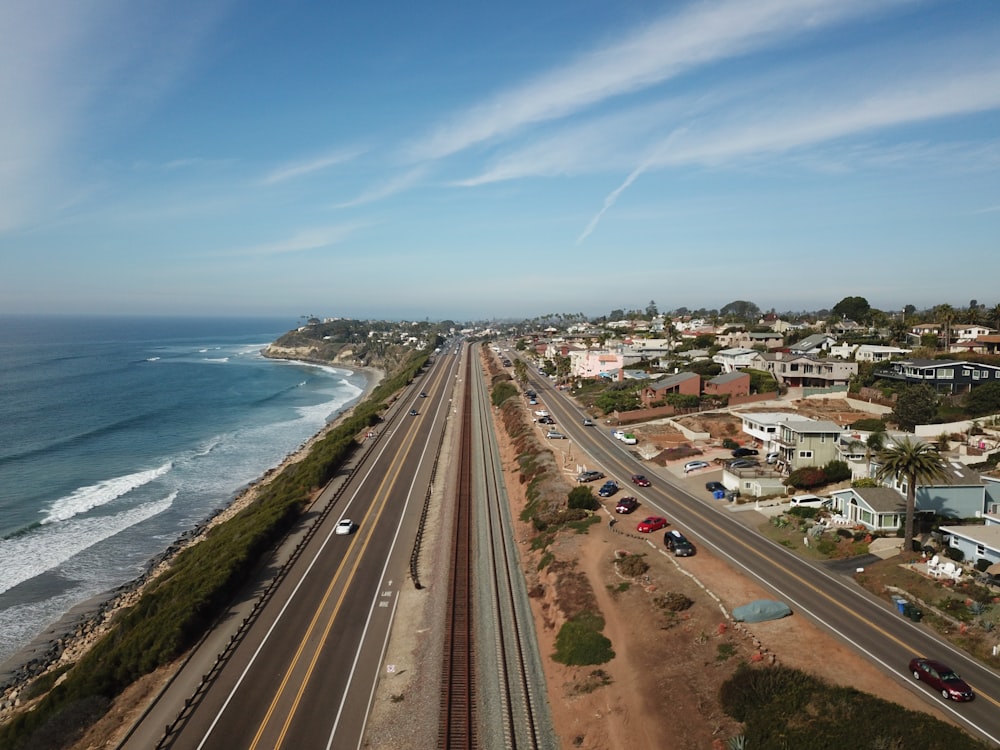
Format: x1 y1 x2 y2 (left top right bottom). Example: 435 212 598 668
0 316 369 667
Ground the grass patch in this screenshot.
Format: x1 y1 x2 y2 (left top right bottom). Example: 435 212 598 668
552 611 615 666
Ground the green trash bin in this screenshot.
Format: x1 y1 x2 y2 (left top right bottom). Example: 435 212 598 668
906 605 923 622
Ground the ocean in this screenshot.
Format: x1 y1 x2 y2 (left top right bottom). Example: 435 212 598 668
0 315 370 668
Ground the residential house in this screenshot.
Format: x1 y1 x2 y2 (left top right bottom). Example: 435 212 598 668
704 371 750 398
953 325 996 342
569 350 625 379
874 359 1000 395
713 347 758 373
640 372 701 407
829 487 905 532
739 412 803 453
774 418 845 471
752 352 858 388
790 333 838 356
853 345 911 363
939 514 1000 570
869 450 989 520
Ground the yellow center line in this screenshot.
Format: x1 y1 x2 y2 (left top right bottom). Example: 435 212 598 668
248 360 450 748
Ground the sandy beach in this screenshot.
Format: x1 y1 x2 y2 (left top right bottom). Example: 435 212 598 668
0 361 384 716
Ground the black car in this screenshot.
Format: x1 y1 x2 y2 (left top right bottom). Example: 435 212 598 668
598 481 619 498
409 408 418 416
731 447 759 458
706 481 725 493
419 392 427 398
538 415 555 425
665 530 695 556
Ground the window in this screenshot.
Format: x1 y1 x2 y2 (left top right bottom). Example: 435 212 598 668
976 544 986 556
939 369 954 379
798 450 813 459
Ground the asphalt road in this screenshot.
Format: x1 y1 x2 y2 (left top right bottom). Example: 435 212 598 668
121 348 464 750
523 371 1000 746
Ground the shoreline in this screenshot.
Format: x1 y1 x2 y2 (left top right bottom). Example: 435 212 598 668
0 358 384 706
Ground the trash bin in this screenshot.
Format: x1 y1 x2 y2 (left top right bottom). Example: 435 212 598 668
907 606 923 623
713 489 726 500
894 597 907 615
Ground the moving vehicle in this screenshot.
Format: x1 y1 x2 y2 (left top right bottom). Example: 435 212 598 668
598 481 619 498
419 391 427 398
582 418 594 426
908 658 975 701
577 470 605 483
664 530 695 556
731 447 759 457
684 460 709 473
637 516 668 533
706 481 726 493
631 474 651 487
334 518 355 535
546 430 567 439
409 408 418 416
615 497 639 514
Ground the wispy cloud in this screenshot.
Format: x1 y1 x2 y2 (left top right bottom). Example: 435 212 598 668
409 0 906 161
259 148 366 185
224 223 365 257
332 167 427 208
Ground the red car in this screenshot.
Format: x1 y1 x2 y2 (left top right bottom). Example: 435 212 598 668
630 474 651 487
636 516 668 533
615 497 639 514
908 658 975 701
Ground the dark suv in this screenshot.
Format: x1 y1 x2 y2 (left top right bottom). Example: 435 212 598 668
731 447 759 458
665 530 695 556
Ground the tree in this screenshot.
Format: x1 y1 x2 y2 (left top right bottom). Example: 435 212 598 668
874 438 948 555
720 300 760 321
891 384 939 431
645 300 658 319
964 381 1000 417
831 296 871 323
932 303 955 349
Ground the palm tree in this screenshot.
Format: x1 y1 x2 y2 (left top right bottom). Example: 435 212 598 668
874 438 948 556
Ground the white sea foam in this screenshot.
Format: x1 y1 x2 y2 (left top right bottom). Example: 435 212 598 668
0 493 175 596
41 462 172 524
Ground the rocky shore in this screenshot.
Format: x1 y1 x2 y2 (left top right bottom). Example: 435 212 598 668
0 358 384 721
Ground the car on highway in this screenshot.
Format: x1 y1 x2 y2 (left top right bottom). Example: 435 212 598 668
683 460 709 473
409 408 418 416
576 470 605 483
630 474 651 487
582 418 594 426
636 516 668 533
706 481 726 493
598 481 619 497
908 658 975 701
615 497 639 514
731 447 759 457
334 518 355 535
664 529 695 556
546 430 567 439
419 391 427 398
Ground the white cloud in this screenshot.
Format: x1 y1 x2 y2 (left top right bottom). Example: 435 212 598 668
409 0 908 161
259 148 366 185
332 167 427 209
224 224 365 257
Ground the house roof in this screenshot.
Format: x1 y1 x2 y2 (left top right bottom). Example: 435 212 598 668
926 460 983 487
647 372 699 391
939 523 1000 552
782 419 843 434
840 486 906 513
709 371 749 385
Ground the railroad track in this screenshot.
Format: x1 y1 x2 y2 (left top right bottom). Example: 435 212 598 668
439 345 550 749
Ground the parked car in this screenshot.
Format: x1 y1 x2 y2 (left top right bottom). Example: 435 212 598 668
684 460 709 473
546 430 566 439
598 481 619 497
620 433 638 445
576 470 605 483
534 409 549 417
706 481 726 493
664 530 695 556
615 497 639 514
727 459 758 469
538 415 555 425
334 518 355 535
637 516 668 533
908 658 975 701
789 494 830 508
766 452 780 464
731 447 759 457
630 474 651 487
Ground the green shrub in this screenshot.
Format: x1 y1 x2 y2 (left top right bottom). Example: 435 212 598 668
616 553 649 578
553 612 614 666
491 381 519 406
787 466 826 489
850 418 887 431
568 486 600 511
945 546 965 562
822 460 852 483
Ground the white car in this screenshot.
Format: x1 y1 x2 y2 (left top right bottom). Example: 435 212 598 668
684 460 709 473
335 518 355 535
534 410 549 417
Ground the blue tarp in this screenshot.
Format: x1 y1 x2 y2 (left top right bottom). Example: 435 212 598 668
732 600 792 623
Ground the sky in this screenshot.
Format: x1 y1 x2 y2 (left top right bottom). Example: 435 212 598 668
1 0 999 322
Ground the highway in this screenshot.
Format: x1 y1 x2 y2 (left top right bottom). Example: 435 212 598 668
521 367 1000 746
121 345 465 750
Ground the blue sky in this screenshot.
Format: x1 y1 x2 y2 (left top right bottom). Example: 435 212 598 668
2 0 998 321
